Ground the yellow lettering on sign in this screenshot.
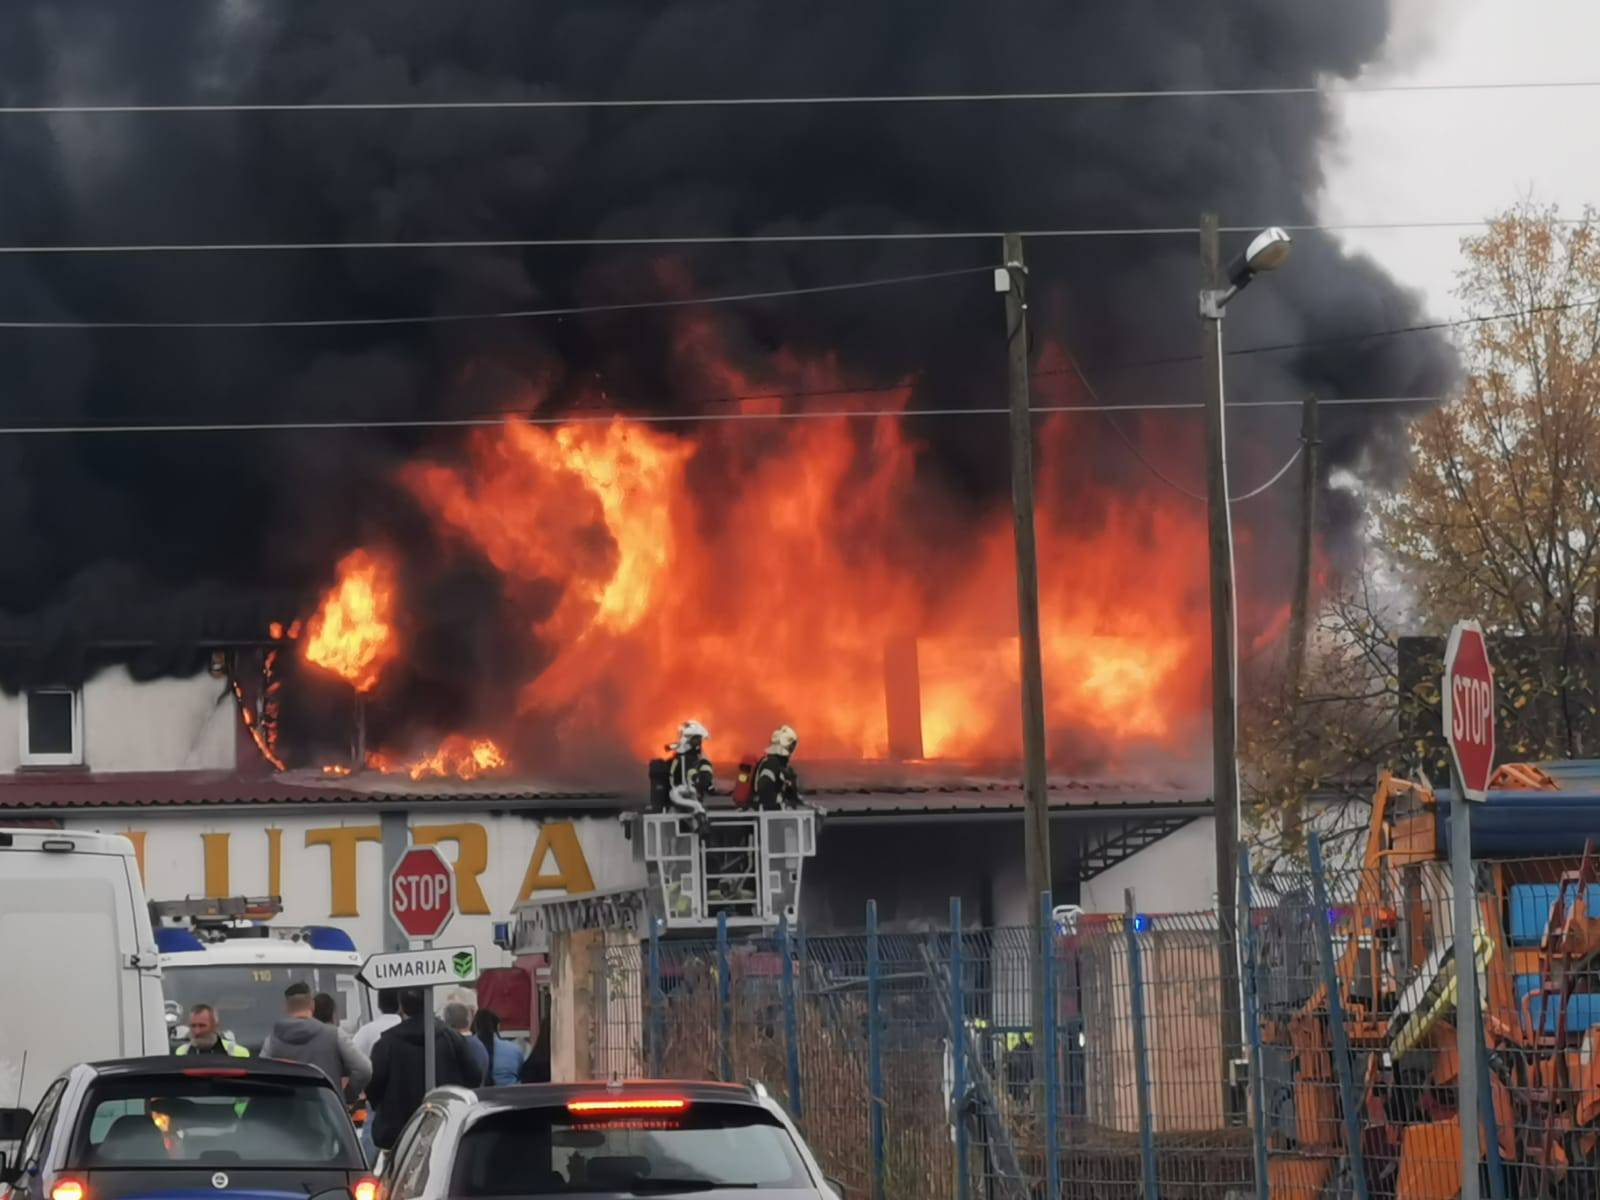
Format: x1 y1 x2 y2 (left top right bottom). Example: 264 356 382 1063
202 832 231 898
265 827 283 898
413 823 491 914
305 825 381 917
122 831 147 882
516 822 597 902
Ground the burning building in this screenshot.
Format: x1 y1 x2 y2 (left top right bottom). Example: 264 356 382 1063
0 2 1455 932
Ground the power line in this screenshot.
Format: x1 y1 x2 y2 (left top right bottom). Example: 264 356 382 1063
0 220 1580 256
1031 295 1600 378
0 395 1438 437
0 265 991 329
6 80 1600 116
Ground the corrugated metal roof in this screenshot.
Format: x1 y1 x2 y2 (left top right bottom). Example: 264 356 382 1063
0 764 1209 817
0 771 620 811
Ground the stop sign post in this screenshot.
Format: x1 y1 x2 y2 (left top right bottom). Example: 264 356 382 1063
1443 619 1495 1200
389 844 457 1096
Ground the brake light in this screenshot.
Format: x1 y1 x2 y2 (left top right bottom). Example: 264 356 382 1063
51 1180 85 1200
353 1177 378 1200
180 1067 249 1078
567 1097 690 1115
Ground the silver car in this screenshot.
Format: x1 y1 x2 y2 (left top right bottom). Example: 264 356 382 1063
375 1081 841 1200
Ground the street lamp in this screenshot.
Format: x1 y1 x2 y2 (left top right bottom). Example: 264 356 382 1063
1197 218 1291 1121
1200 225 1293 318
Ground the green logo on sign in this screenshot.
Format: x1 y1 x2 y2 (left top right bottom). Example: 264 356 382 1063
452 950 476 981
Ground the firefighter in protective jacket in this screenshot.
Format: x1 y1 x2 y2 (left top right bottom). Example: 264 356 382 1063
649 720 714 824
753 724 801 810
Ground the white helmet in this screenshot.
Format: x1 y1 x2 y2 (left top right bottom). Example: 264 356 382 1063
672 720 710 754
767 724 799 757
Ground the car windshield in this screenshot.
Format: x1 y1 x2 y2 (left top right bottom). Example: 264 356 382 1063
452 1102 812 1196
72 1074 361 1169
162 964 369 1050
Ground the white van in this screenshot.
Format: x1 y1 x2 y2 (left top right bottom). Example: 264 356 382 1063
0 829 166 1139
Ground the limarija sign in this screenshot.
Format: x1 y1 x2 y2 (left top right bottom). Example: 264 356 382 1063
60 812 639 957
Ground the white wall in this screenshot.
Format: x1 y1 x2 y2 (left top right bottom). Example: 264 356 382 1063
61 810 642 969
1079 816 1217 915
0 666 236 773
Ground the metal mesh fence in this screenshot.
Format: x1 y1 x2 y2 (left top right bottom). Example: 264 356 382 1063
1253 852 1600 1200
583 847 1600 1200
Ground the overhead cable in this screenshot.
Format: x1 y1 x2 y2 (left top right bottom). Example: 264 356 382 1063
5 80 1599 115
0 395 1438 437
0 219 1586 256
0 265 992 329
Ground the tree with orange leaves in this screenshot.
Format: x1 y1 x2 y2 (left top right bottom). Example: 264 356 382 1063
1247 205 1600 856
1382 203 1600 758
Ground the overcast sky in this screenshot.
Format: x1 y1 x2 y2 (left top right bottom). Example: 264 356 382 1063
1321 0 1600 320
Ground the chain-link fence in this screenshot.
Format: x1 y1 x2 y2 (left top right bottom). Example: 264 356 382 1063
583 844 1600 1200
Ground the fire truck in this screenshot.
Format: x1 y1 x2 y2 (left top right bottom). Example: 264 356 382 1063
150 895 371 1053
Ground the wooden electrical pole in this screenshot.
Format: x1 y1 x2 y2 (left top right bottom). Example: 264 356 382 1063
1001 231 1052 979
1200 212 1246 1119
1284 394 1320 844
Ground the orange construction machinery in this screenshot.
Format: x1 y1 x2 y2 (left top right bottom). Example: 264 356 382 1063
1259 763 1600 1200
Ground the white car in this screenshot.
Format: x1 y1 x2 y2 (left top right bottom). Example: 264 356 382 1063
377 1080 843 1200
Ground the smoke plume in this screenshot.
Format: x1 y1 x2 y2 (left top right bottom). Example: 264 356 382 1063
0 2 1455 764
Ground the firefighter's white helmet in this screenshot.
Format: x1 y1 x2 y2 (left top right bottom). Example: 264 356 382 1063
673 720 710 753
767 724 799 756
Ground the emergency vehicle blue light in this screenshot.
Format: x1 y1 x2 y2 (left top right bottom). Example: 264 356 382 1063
155 927 205 953
304 926 358 952
1131 914 1152 934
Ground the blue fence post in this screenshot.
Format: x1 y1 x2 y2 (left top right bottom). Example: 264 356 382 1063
1238 853 1269 1200
867 899 885 1200
1124 889 1158 1200
1476 1005 1507 1200
778 914 803 1118
1307 834 1370 1200
647 915 665 1077
950 897 969 1200
717 911 732 1083
1040 891 1061 1200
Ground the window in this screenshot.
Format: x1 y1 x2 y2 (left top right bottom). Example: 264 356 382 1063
161 964 370 1052
389 1109 447 1200
21 688 81 766
19 1078 67 1171
70 1075 362 1169
451 1102 811 1197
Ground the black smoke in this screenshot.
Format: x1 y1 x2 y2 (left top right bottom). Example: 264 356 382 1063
0 2 1455 742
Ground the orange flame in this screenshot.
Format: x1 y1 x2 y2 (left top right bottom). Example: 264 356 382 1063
403 374 1212 765
304 549 398 693
365 735 509 781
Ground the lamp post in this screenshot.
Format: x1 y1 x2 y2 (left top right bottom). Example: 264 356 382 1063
1199 217 1292 1119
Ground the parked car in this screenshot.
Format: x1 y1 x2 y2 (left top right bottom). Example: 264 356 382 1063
0 1057 376 1200
377 1080 842 1200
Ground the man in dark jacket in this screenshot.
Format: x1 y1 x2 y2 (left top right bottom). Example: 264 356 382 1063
262 981 371 1097
367 989 481 1151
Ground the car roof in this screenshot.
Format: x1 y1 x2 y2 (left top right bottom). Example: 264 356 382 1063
472 1080 769 1107
85 1056 337 1083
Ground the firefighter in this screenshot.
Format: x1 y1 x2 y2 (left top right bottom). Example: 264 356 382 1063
649 720 714 828
753 724 801 810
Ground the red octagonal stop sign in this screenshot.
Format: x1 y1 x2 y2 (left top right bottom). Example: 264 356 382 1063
1443 619 1496 803
390 845 456 941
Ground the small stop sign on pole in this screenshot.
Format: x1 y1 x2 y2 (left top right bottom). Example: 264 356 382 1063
389 845 456 941
1443 619 1496 803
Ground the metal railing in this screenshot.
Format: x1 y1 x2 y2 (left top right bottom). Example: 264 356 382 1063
584 848 1600 1200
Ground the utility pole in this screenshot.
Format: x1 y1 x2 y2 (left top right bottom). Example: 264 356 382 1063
1284 394 1320 845
1000 233 1052 1065
1200 212 1245 1119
